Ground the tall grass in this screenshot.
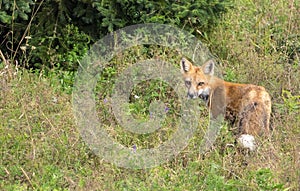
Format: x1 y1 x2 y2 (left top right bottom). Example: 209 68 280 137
0 0 299 190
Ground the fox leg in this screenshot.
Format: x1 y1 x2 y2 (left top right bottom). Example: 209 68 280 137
236 102 270 150
238 102 270 136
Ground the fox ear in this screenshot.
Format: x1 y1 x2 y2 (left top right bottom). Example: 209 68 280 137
203 60 215 76
181 57 193 73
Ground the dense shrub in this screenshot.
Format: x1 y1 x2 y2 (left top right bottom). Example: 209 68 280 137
0 0 232 70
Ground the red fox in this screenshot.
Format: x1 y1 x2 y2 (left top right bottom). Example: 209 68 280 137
181 58 272 150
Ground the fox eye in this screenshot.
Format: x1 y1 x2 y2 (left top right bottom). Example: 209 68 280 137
198 82 205 86
185 81 191 86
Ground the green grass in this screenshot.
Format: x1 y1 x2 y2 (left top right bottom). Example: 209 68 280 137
1 0 299 190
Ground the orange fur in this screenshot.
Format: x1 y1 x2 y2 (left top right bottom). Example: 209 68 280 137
181 58 271 138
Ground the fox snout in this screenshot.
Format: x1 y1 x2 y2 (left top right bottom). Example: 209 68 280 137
187 88 210 101
187 92 198 99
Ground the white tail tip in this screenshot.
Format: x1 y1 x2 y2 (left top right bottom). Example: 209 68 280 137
238 134 256 151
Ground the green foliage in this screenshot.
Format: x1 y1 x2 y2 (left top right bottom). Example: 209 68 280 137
29 24 90 70
0 0 33 23
255 169 284 190
0 0 232 71
0 1 90 71
223 68 237 82
201 163 240 190
41 68 75 94
128 79 177 119
0 0 35 64
91 0 232 34
275 90 300 114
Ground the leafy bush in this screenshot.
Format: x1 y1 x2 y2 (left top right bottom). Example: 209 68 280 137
91 0 232 34
0 0 35 64
0 0 232 71
0 0 34 23
29 24 90 70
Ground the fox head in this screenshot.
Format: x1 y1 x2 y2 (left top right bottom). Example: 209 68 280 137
180 57 215 102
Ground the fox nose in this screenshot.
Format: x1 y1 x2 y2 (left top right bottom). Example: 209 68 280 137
187 93 197 99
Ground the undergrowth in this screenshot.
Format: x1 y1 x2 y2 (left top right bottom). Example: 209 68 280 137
0 0 299 190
